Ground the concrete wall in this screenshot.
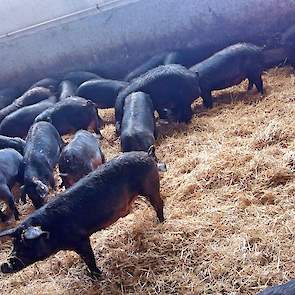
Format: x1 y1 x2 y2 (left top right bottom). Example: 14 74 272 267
0 0 294 89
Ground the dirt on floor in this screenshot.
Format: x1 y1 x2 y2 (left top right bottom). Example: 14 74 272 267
0 67 294 295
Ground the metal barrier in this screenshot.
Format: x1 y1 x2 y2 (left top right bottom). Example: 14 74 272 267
0 0 294 89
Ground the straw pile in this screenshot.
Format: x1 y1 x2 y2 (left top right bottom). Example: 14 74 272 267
0 67 294 295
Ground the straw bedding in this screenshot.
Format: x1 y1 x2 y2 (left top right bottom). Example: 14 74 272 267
0 67 294 294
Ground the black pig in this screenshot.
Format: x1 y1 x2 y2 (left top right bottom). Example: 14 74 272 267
0 147 164 276
34 97 103 136
0 88 20 110
0 148 23 221
258 280 295 295
22 122 63 208
0 98 56 138
0 87 53 123
120 92 156 152
59 130 105 188
63 71 102 86
29 78 59 94
115 64 200 135
0 135 25 155
190 43 264 108
124 48 218 82
77 79 128 109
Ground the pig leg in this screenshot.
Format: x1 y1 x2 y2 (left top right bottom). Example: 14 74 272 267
145 187 164 222
115 122 121 136
247 80 254 91
177 105 193 124
49 174 56 190
100 150 106 164
0 185 19 221
184 105 193 123
30 194 45 209
254 75 264 94
7 194 20 221
141 173 164 222
201 90 213 109
114 96 125 136
157 109 170 121
75 238 102 277
91 113 103 138
153 118 158 139
248 73 264 94
0 200 19 221
171 100 193 124
0 210 8 222
20 186 27 204
59 177 66 189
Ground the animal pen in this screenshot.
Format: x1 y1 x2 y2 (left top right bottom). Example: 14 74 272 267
0 0 295 294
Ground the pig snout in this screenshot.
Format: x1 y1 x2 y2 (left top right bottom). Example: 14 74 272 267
60 175 75 189
157 162 167 172
1 257 25 273
1 261 14 273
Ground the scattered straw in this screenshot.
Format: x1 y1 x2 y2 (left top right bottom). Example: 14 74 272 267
0 67 294 294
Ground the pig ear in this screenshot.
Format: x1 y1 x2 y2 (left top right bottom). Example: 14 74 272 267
22 226 50 240
85 100 96 109
0 227 18 239
147 145 156 158
45 116 52 124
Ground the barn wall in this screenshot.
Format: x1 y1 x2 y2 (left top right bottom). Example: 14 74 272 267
0 0 294 89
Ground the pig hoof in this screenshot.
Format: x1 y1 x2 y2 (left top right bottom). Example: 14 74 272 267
115 123 121 137
90 268 102 279
159 217 165 223
158 214 165 223
1 262 11 273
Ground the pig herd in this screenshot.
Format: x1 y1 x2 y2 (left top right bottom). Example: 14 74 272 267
0 69 166 277
0 23 294 294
